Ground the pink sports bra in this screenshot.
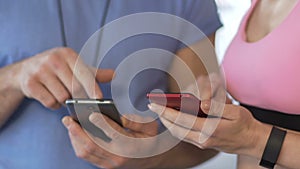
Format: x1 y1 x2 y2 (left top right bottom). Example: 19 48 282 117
222 0 300 115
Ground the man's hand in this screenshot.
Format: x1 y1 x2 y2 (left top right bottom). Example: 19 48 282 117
13 47 114 109
62 114 161 169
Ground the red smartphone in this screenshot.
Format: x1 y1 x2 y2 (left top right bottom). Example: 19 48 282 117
147 93 207 117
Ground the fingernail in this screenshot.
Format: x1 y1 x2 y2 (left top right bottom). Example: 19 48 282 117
120 117 127 126
148 103 164 114
204 103 209 109
62 116 72 127
201 101 210 110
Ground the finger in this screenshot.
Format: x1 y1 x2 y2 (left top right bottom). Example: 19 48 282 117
182 83 201 99
39 71 70 104
160 117 204 146
199 74 223 101
201 100 232 119
62 116 109 158
65 54 103 99
121 114 158 136
160 117 184 139
89 113 126 140
90 67 115 83
69 133 105 164
198 76 212 101
149 103 205 131
68 131 118 169
200 100 211 114
50 59 87 98
76 61 103 98
62 116 96 148
201 100 222 118
25 80 60 109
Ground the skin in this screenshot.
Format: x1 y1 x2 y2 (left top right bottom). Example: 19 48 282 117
62 34 220 169
62 114 217 169
150 0 300 169
0 47 114 127
149 93 300 169
0 34 218 168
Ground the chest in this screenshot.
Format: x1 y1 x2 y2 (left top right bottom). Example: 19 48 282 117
246 0 298 42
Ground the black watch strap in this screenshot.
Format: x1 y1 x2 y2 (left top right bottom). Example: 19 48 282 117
260 126 287 169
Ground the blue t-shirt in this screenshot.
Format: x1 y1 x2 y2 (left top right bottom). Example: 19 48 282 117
0 0 221 168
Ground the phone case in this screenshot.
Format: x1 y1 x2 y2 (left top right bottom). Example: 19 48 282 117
147 93 207 117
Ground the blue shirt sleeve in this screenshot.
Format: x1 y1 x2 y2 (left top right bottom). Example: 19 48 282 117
185 0 222 36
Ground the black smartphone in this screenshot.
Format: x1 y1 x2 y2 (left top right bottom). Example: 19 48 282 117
147 93 207 117
65 99 123 142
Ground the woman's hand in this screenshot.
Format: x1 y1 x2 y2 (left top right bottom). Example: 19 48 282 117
183 73 230 109
148 102 272 158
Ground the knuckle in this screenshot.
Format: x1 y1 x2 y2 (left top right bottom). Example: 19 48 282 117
46 56 65 71
37 64 48 73
43 97 57 108
24 77 36 89
47 53 61 64
63 47 75 54
62 48 78 58
23 80 39 98
57 91 70 103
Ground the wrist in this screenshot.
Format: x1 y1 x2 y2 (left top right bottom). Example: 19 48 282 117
259 126 287 168
2 62 22 90
246 122 273 159
0 62 24 99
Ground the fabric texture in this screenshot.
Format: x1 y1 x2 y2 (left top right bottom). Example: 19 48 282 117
222 0 300 115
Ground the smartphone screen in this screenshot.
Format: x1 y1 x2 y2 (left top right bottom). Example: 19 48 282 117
147 93 207 117
65 99 122 142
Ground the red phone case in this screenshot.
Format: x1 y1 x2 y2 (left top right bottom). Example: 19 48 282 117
147 93 207 117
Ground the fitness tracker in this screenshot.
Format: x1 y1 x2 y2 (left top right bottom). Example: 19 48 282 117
259 126 287 169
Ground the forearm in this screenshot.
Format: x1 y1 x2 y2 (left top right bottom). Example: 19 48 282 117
0 63 24 127
246 122 300 169
168 34 218 92
274 130 300 169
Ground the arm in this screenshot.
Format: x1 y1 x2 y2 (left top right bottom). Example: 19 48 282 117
0 63 25 127
168 34 219 92
247 122 300 169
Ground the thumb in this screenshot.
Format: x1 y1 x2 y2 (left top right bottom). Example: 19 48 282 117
201 100 211 114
